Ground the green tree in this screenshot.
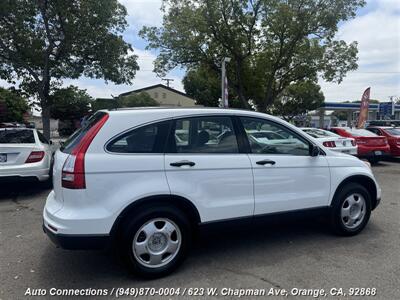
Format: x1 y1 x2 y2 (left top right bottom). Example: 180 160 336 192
140 0 363 111
0 0 139 138
269 81 325 121
50 86 91 120
183 66 220 107
117 92 159 108
0 87 29 122
91 98 119 112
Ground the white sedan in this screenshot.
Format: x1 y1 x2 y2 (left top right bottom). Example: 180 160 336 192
0 128 53 182
300 127 357 155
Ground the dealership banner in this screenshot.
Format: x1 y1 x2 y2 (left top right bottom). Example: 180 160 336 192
357 87 370 128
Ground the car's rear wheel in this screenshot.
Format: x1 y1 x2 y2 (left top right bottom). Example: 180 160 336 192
330 183 371 236
119 204 191 278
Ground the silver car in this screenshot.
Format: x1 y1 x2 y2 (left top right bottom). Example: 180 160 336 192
0 128 53 182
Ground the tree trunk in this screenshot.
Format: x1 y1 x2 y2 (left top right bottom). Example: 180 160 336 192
234 59 250 109
41 103 51 140
40 70 51 140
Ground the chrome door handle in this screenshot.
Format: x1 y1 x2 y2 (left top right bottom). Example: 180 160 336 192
170 160 196 167
256 159 276 166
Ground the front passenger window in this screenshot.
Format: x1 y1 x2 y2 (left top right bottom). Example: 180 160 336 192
240 117 309 156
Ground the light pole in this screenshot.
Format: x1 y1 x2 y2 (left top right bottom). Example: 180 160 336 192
221 57 231 108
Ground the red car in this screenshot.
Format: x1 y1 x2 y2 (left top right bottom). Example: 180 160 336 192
367 126 400 156
330 127 390 163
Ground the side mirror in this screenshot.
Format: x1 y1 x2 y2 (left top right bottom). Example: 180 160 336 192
309 144 320 157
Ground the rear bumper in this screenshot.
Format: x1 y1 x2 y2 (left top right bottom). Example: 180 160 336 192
357 145 391 157
0 166 49 181
42 224 110 250
331 147 357 155
357 151 391 159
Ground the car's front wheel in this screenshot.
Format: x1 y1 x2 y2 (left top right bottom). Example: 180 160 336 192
330 183 371 236
119 204 192 278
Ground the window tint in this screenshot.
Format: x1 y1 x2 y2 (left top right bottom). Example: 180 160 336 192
168 116 239 153
240 117 310 156
0 129 35 144
37 131 49 144
346 128 377 137
386 128 400 136
107 121 170 153
61 112 107 154
303 128 339 138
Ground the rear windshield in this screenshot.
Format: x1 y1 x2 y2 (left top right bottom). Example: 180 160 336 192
346 128 378 137
303 128 338 138
61 112 106 154
0 129 35 143
385 128 400 136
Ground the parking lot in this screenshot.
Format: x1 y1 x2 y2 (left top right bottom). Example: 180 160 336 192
0 160 399 300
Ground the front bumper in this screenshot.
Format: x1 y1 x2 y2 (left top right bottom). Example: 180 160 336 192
42 224 110 250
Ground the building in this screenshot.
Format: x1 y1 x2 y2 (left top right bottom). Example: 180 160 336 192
316 102 400 128
119 84 198 107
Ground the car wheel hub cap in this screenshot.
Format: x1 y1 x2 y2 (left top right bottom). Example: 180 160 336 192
132 218 182 268
148 233 167 252
341 193 366 229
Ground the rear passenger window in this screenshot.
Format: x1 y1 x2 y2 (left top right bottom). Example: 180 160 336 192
168 116 239 153
106 121 171 153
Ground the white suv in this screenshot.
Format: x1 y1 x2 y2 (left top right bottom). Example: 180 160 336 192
43 108 381 277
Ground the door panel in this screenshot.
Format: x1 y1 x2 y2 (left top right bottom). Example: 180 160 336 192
239 117 331 215
165 154 254 222
164 116 254 222
248 155 330 214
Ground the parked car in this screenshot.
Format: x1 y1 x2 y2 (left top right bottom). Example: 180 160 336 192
0 128 53 182
330 127 390 163
366 126 400 157
300 128 357 155
43 109 381 278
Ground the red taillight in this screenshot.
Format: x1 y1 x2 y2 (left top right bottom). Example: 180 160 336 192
25 151 45 163
62 114 109 189
323 141 336 148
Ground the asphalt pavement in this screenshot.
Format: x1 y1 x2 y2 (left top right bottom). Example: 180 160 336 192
0 160 399 299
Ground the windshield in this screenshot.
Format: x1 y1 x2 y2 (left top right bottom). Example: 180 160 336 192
0 129 35 144
303 128 339 138
385 128 400 136
346 128 378 137
61 112 106 154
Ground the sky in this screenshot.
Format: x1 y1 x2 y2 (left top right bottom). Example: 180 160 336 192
1 0 399 103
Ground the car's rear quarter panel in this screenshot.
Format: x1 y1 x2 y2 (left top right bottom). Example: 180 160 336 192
73 111 173 234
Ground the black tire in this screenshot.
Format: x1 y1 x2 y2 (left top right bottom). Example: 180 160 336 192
368 157 379 164
118 204 192 278
330 183 371 236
